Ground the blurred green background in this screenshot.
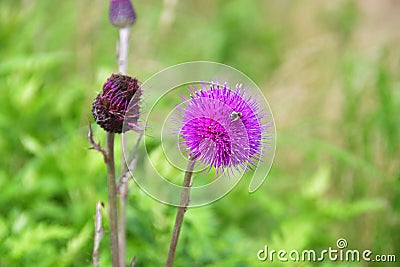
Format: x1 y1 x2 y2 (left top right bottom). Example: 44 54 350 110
0 0 399 266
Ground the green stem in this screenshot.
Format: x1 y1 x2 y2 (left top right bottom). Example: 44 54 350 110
165 160 196 267
106 132 120 267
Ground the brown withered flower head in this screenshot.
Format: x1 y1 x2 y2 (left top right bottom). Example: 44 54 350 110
92 73 141 133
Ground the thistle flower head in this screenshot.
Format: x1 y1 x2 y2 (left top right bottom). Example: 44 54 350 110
177 82 266 175
109 0 136 28
92 73 141 133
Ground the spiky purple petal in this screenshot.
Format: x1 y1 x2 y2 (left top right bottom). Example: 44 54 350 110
177 82 265 175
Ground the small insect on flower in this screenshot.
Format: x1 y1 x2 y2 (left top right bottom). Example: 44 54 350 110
229 111 242 122
176 82 267 176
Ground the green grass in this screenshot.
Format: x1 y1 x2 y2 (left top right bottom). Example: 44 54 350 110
0 0 399 266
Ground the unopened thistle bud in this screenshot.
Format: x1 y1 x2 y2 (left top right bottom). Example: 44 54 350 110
92 73 141 133
109 0 136 28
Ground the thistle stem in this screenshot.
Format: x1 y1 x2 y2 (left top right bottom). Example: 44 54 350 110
118 183 128 267
118 27 130 75
106 132 120 267
117 132 142 267
92 202 105 267
117 26 131 267
165 160 196 267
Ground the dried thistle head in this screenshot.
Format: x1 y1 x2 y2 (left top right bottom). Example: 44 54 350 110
92 73 141 133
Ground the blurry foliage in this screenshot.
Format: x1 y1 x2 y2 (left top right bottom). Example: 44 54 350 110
320 1 359 42
0 0 399 266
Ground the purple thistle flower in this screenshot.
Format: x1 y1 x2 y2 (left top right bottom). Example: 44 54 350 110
109 0 136 28
92 73 141 133
177 82 266 175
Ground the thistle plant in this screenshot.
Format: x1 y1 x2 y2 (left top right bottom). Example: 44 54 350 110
165 82 266 266
89 2 268 267
89 73 142 267
109 1 138 266
88 1 138 267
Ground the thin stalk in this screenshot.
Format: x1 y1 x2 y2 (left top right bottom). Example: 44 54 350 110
118 27 130 75
165 160 196 267
118 184 128 267
106 132 120 267
119 132 143 181
92 202 105 267
117 25 130 267
117 132 142 267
